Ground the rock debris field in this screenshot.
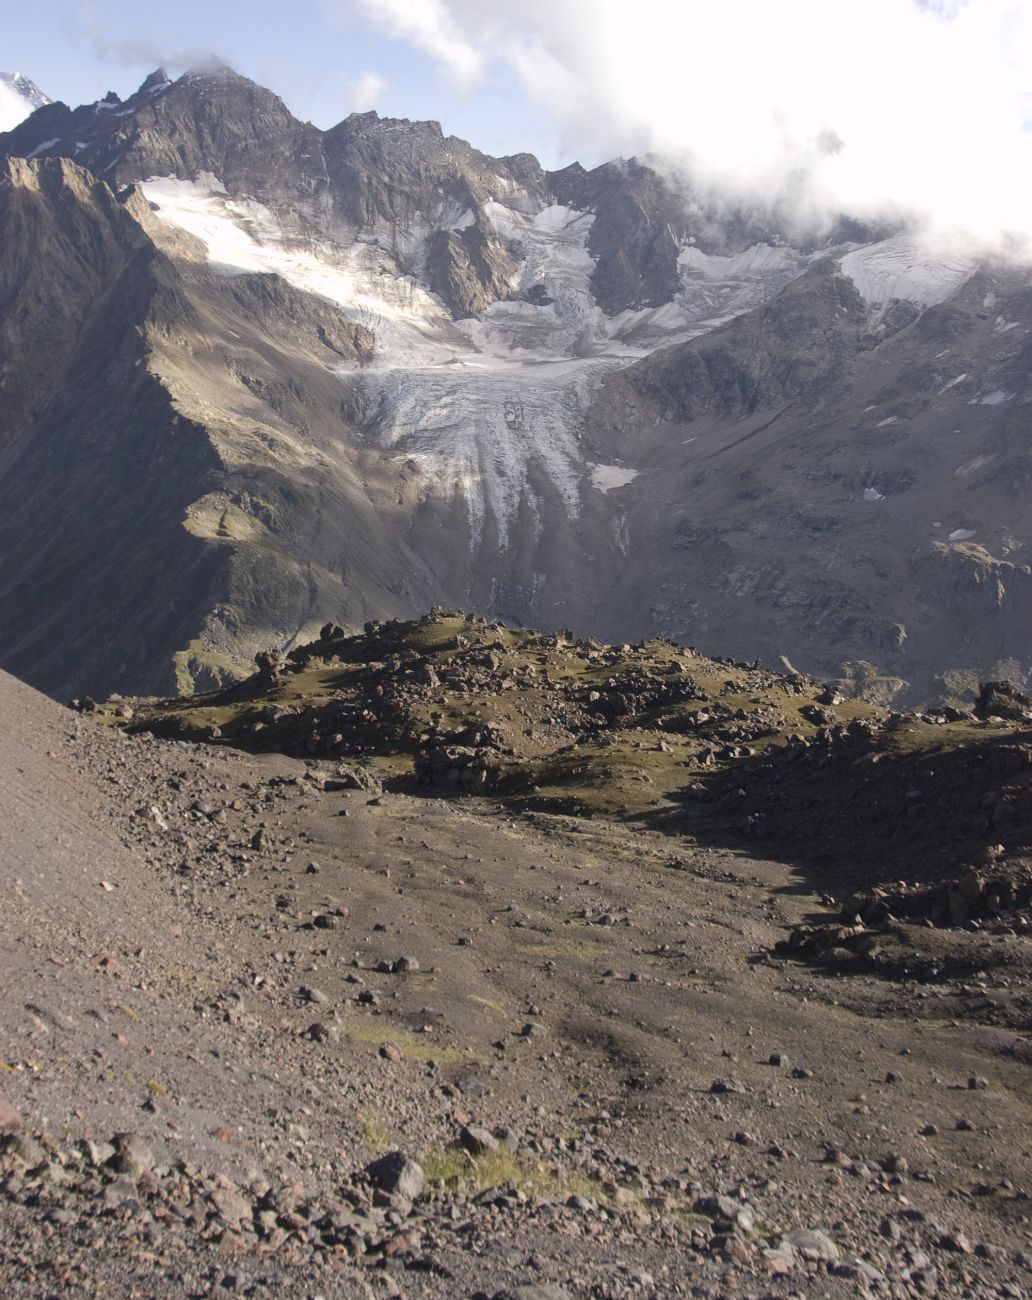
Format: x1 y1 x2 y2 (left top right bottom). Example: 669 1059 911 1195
2 626 1032 1298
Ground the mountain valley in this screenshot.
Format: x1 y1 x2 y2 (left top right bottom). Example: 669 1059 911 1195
3 49 1032 1300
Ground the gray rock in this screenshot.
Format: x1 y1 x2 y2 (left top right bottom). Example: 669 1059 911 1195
783 1227 840 1261
366 1151 424 1200
108 1133 154 1179
101 1177 141 1210
493 1287 572 1300
210 1183 253 1228
459 1124 499 1155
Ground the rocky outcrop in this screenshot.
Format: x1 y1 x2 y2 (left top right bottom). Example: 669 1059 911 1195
425 221 520 318
597 260 867 422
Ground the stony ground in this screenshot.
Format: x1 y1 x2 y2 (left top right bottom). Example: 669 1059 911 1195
3 657 1032 1299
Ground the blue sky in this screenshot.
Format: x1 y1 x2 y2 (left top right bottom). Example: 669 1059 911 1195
2 0 569 165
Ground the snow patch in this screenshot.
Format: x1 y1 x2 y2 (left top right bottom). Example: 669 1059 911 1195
437 199 476 231
840 233 976 313
948 528 977 541
590 464 639 493
25 137 59 159
863 487 884 501
955 456 994 476
140 175 456 368
975 389 1012 406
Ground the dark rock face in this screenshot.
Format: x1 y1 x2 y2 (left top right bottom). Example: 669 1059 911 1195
608 260 867 421
426 223 521 319
0 67 313 203
550 158 691 313
0 160 226 697
0 157 151 454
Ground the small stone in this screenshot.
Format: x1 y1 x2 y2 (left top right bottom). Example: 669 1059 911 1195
108 1133 154 1179
967 1075 989 1091
392 956 420 973
211 1184 253 1229
459 1125 500 1155
101 1177 140 1210
0 1100 22 1136
379 1043 403 1062
783 1228 839 1262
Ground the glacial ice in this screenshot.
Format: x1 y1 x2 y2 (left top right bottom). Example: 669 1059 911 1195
840 233 977 313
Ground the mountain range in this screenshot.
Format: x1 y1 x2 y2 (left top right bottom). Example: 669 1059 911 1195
1 63 1030 704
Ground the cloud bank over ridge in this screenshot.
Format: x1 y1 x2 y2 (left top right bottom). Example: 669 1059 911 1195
339 0 1032 245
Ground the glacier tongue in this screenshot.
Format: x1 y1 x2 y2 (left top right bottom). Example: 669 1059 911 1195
352 355 624 547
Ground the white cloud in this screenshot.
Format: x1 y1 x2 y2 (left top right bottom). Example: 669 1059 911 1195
346 69 388 110
350 0 483 92
339 0 1032 244
0 81 34 133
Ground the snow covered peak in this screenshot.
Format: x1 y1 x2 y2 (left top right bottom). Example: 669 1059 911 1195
0 72 51 133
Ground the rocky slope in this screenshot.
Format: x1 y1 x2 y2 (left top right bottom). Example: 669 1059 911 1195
5 618 1032 1297
93 608 1032 934
1 66 1031 704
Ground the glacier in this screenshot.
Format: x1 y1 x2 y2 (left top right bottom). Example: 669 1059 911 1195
141 173 963 553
